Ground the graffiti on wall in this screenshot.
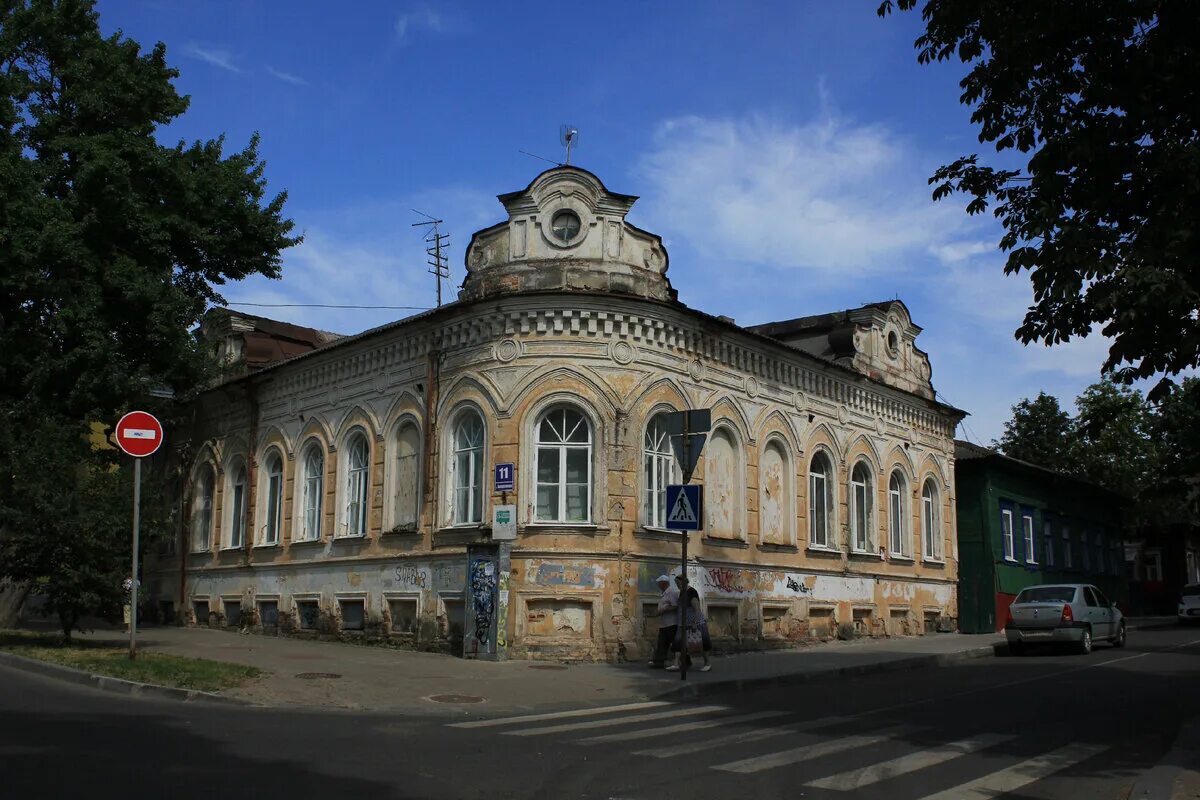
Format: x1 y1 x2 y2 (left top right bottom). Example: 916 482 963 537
496 571 510 649
469 559 497 648
393 565 428 590
786 575 813 595
535 563 596 588
434 562 465 592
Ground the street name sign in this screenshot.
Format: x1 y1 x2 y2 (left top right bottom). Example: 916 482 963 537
494 462 515 492
114 411 163 458
665 484 703 531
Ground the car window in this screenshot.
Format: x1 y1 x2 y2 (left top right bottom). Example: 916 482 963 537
1083 587 1099 607
1183 585 1200 597
1015 587 1075 603
1093 588 1110 607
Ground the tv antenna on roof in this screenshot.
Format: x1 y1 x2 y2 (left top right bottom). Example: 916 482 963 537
560 124 580 165
411 209 449 307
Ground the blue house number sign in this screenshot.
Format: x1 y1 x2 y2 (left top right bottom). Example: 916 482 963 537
494 462 515 492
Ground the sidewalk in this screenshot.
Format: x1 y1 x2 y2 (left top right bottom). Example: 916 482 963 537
64 625 1003 716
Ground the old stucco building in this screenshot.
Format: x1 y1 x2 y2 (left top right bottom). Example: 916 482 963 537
150 166 966 661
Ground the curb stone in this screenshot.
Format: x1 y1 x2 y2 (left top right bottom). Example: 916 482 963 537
0 650 251 706
657 645 998 700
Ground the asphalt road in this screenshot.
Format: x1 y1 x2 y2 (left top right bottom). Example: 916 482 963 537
2 626 1198 800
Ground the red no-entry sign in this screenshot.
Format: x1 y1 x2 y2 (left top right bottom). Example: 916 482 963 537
114 410 163 458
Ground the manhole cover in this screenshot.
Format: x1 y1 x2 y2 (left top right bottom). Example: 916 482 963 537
529 664 568 671
427 693 486 704
295 672 341 680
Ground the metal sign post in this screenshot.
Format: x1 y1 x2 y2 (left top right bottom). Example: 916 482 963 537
114 411 163 661
664 409 711 681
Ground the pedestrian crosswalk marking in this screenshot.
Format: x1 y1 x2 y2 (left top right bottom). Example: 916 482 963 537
577 710 788 745
914 743 1107 800
504 705 728 737
807 732 1015 791
712 725 917 774
448 701 672 729
636 724 791 758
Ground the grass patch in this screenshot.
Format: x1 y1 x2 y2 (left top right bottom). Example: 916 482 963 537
0 630 262 692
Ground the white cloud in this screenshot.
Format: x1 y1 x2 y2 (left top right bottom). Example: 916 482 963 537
266 66 308 86
182 43 241 73
395 6 446 43
635 114 960 276
931 239 992 264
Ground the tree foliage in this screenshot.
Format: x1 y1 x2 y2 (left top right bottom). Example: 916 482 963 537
0 0 299 633
995 392 1074 472
879 1 1200 399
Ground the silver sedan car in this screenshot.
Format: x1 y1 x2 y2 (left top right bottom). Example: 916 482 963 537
1005 583 1126 655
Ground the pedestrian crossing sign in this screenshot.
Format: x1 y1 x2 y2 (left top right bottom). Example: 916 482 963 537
665 484 703 531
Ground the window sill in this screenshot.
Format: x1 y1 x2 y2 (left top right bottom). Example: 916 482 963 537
635 526 685 541
889 554 914 563
219 545 246 552
806 546 841 556
252 542 282 550
189 549 212 556
703 536 749 549
1003 557 1018 563
332 534 368 542
757 542 799 553
289 538 325 547
381 526 422 537
922 558 946 566
522 523 610 536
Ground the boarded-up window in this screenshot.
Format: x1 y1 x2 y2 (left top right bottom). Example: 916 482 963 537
705 427 740 539
394 422 420 528
759 440 791 545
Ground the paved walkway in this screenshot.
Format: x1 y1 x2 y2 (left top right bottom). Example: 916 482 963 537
70 625 1003 715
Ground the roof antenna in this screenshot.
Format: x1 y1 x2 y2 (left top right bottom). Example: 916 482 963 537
411 210 449 307
560 124 580 165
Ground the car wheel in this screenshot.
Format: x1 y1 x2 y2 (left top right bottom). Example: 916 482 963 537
1076 627 1092 655
1113 622 1126 648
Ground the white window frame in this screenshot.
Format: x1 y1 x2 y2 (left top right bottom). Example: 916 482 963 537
1022 513 1036 564
1144 549 1163 582
534 405 593 524
808 450 835 549
642 411 678 529
340 430 371 538
1044 520 1055 567
389 419 422 531
921 478 942 561
449 408 485 526
1062 525 1072 568
850 461 873 553
260 450 284 546
190 466 214 552
297 442 325 542
1001 509 1015 561
888 470 909 557
226 460 247 550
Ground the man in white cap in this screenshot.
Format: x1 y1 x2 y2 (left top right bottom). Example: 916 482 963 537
649 574 679 668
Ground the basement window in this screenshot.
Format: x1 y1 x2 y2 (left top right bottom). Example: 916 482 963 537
258 600 279 630
193 600 210 626
388 598 418 635
224 600 241 628
296 600 320 631
339 599 365 631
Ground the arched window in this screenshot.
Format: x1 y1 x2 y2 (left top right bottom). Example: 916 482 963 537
809 451 834 548
393 421 421 529
343 430 370 537
759 439 792 545
451 410 485 525
889 470 909 556
300 443 324 541
922 478 941 560
228 462 247 548
262 452 284 545
535 406 592 523
643 412 677 528
190 467 214 552
705 426 742 539
850 461 874 553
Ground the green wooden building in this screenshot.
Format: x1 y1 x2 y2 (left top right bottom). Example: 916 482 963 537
954 441 1128 633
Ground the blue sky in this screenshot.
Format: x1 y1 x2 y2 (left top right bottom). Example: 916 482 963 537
96 0 1119 443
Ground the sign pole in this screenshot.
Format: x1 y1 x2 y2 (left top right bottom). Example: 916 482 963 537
678 420 690 681
129 457 141 661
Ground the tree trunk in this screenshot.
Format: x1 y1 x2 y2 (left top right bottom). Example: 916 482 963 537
0 579 31 628
58 607 75 643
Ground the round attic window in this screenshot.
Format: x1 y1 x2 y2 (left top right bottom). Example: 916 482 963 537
550 210 581 243
886 330 900 357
